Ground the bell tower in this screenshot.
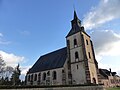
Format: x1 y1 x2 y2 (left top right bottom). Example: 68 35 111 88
66 11 98 84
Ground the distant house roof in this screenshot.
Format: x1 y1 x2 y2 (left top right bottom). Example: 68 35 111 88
27 47 67 74
99 69 116 79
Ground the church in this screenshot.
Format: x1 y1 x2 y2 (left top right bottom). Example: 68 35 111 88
26 11 100 85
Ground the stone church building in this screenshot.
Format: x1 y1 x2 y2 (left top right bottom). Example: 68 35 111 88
26 11 100 85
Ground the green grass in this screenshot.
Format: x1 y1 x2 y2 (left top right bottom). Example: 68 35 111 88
107 87 120 90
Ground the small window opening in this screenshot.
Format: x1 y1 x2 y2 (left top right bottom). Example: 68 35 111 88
77 65 79 69
74 39 77 47
88 52 91 59
62 70 65 73
86 40 89 45
75 52 79 60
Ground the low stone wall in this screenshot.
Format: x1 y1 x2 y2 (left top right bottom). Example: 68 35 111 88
0 86 105 90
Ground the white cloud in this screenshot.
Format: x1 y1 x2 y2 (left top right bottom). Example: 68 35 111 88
91 30 120 56
0 33 3 37
20 65 31 80
82 0 120 75
90 30 120 75
20 65 31 75
0 32 28 79
83 0 120 30
0 50 25 67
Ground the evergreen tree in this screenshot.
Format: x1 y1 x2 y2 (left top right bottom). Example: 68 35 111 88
11 64 21 85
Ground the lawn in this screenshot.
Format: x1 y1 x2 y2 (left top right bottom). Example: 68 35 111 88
106 87 120 90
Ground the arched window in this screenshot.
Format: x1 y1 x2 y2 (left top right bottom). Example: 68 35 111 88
93 78 96 84
77 65 79 69
43 72 46 81
88 52 91 59
47 71 50 76
86 39 89 45
31 74 33 81
38 73 41 81
75 52 79 59
28 75 30 81
53 71 57 80
34 74 37 81
62 70 65 73
74 39 77 47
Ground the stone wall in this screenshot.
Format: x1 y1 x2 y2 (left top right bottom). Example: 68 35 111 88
0 86 105 90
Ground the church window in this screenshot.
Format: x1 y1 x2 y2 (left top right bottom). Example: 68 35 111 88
75 51 79 60
86 39 89 45
93 78 96 84
31 74 33 81
38 73 41 81
88 52 91 59
28 75 30 81
47 71 50 76
53 71 57 80
34 74 37 81
62 70 65 73
43 72 46 81
74 39 77 47
77 65 79 69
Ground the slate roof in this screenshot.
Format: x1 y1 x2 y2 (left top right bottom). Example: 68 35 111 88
99 69 116 79
28 47 67 74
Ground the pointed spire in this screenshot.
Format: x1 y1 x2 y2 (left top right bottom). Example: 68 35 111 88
74 10 78 20
71 10 81 27
66 10 84 37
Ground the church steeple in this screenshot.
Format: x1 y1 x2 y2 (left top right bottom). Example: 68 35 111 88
66 10 82 37
66 10 99 85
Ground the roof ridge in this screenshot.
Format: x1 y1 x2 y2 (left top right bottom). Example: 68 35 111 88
41 47 67 57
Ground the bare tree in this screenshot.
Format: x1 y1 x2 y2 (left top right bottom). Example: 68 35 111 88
0 55 14 80
0 55 6 78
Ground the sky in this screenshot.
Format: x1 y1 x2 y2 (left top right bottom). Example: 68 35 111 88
0 0 120 80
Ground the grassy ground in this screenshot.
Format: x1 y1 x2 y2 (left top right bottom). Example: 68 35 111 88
106 87 120 90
